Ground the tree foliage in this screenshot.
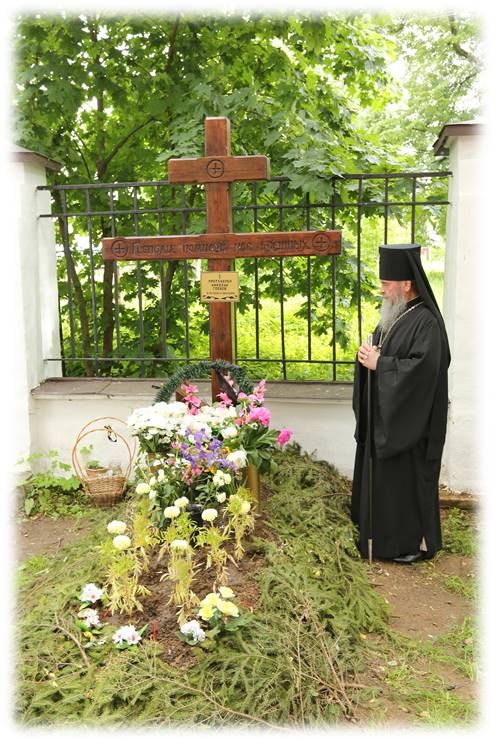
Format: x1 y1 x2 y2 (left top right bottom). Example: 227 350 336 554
12 10 482 378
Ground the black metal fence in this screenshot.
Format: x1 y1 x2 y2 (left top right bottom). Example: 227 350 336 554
38 170 450 382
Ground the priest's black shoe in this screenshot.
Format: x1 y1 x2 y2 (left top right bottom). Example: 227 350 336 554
392 551 426 564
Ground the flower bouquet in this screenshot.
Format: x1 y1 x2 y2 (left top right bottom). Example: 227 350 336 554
127 374 292 523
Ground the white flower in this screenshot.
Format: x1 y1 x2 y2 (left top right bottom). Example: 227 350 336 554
174 496 190 509
106 520 127 535
112 624 142 645
135 482 150 495
212 470 231 487
149 476 156 486
240 500 251 514
79 583 104 603
226 449 248 469
201 508 218 522
112 534 132 550
170 539 189 550
149 489 157 499
221 425 238 440
164 505 181 519
180 619 206 642
78 607 102 628
216 492 227 503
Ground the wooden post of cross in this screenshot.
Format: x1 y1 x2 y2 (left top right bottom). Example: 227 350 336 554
103 116 341 401
167 117 268 392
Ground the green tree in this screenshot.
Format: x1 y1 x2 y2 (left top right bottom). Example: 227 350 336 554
12 11 482 378
357 12 484 168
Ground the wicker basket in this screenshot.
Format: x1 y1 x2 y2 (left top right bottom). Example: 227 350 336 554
72 417 136 506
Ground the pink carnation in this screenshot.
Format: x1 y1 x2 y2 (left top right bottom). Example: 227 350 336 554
247 406 271 426
277 428 292 446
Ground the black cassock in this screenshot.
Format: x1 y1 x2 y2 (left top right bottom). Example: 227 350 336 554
351 300 449 560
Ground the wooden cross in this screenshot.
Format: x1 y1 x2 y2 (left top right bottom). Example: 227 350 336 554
103 116 341 399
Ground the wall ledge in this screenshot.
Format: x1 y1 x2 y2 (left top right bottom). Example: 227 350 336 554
31 377 354 403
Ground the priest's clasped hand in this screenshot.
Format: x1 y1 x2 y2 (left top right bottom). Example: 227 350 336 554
358 342 380 370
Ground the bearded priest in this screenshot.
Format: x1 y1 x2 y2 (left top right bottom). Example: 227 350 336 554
351 244 450 564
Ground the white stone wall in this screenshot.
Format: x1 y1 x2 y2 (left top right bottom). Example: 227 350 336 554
9 153 62 480
441 130 485 494
27 382 357 481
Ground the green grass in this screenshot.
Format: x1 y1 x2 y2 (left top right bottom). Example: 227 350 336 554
441 508 477 557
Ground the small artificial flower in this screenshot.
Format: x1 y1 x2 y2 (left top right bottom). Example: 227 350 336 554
174 496 190 509
180 619 206 643
212 470 231 487
79 583 104 603
106 520 127 535
135 482 151 495
112 534 132 550
77 607 102 628
164 505 181 519
112 624 142 646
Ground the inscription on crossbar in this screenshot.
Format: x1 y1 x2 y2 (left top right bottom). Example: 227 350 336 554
103 230 341 261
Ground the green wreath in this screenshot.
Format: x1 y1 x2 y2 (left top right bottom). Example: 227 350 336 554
153 359 255 404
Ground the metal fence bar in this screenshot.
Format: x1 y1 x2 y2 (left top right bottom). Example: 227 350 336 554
40 170 451 381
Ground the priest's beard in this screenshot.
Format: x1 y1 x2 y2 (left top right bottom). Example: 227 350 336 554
379 292 408 334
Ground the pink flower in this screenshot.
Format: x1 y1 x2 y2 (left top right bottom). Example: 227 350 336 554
247 406 271 426
277 428 292 446
217 392 233 407
179 383 202 410
252 380 266 402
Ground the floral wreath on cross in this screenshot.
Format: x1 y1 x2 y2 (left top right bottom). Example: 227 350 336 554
153 359 255 404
